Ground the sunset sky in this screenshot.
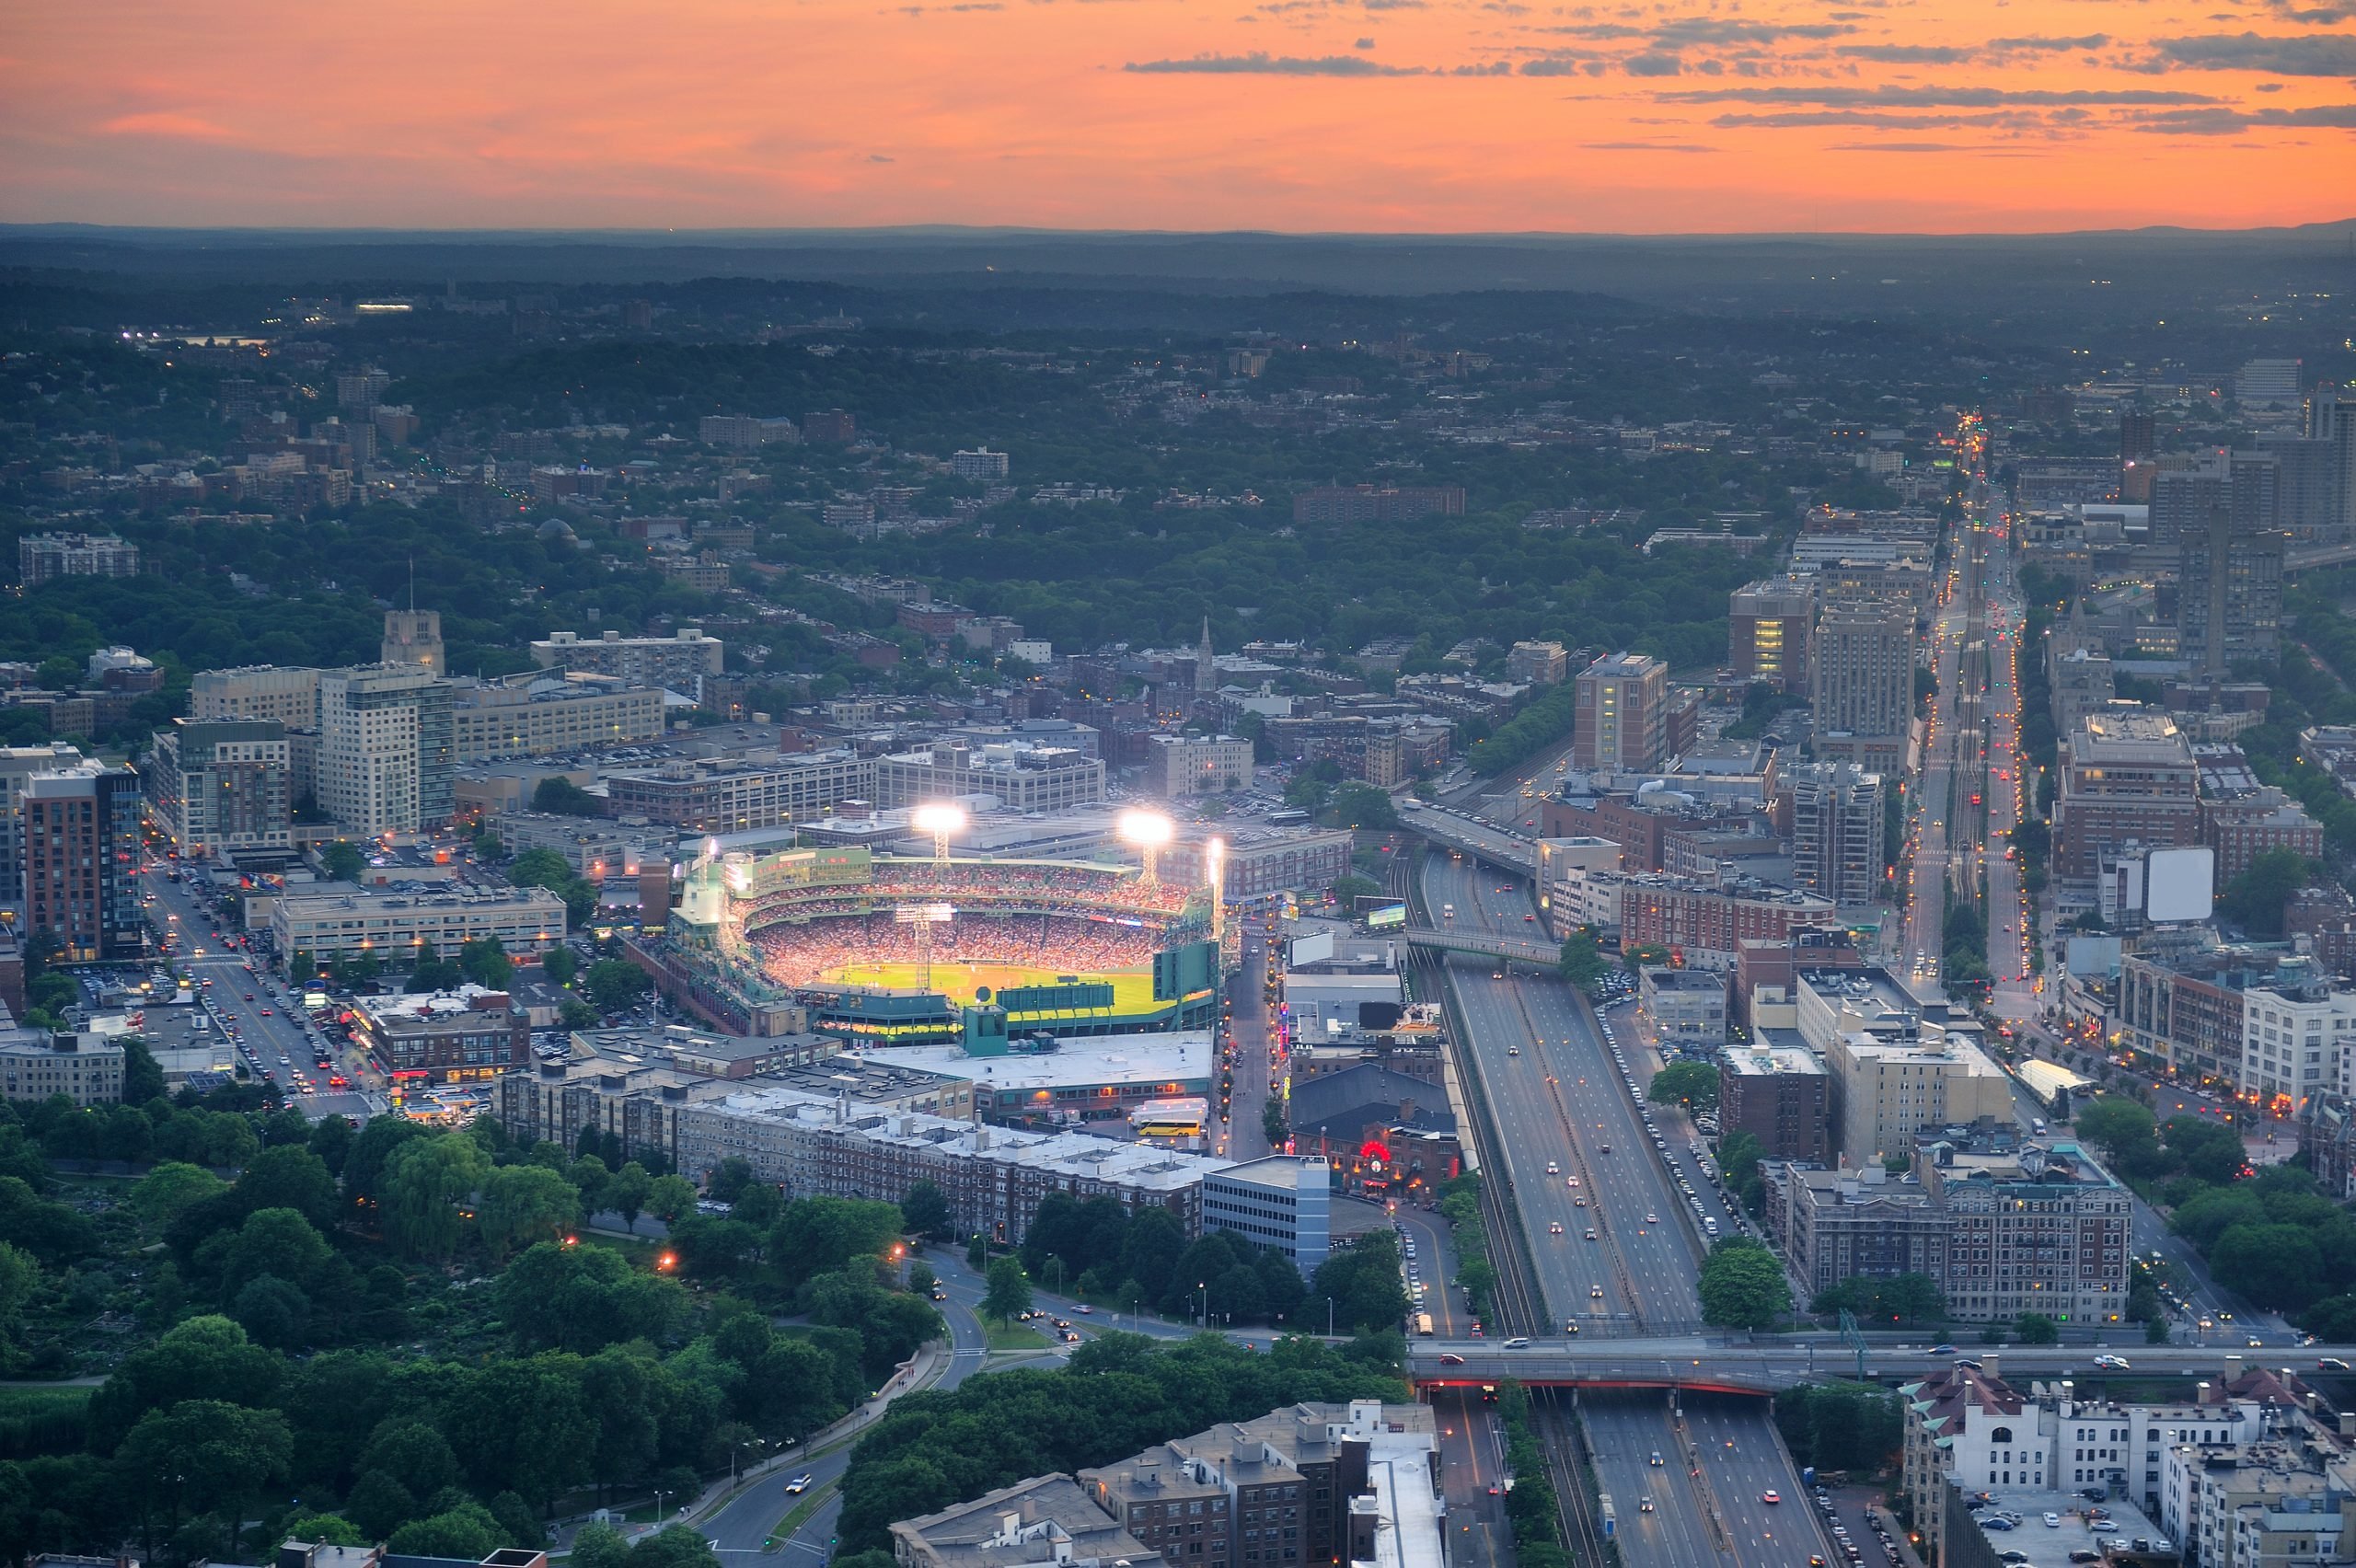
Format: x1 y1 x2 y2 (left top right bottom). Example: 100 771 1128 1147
3 0 2352 232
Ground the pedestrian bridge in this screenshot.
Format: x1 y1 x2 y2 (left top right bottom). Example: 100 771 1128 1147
1400 928 1563 966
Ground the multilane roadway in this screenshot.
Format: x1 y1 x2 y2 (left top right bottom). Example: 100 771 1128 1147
1420 854 1832 1565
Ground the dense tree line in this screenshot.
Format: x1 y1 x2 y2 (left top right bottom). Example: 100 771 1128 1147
834 1332 1405 1552
0 1093 934 1568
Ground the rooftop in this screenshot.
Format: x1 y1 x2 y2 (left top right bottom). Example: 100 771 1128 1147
871 1031 1212 1093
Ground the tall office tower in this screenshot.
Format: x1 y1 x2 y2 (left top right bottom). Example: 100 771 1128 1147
0 744 86 925
2119 409 2156 463
1727 577 1816 693
318 664 455 835
382 609 445 676
1809 598 1914 773
2180 502 2286 677
2152 450 2233 548
22 763 143 962
1573 652 1669 773
2235 358 2303 409
1787 761 1887 906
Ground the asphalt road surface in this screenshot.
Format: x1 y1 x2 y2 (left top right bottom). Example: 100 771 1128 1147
142 865 385 1121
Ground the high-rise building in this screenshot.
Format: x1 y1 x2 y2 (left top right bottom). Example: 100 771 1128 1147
1727 577 1814 692
1786 760 1885 906
2119 409 2156 462
144 718 293 860
0 744 85 925
1808 597 1913 771
22 762 143 962
2179 501 2285 677
317 664 455 834
2055 709 2200 881
952 448 1010 480
335 367 392 409
18 533 139 586
1573 651 1668 772
381 609 445 676
2235 357 2302 409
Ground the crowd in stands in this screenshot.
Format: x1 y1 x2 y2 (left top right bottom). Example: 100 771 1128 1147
750 909 1163 988
872 859 1195 916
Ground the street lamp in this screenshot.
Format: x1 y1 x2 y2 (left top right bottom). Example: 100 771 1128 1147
1120 810 1175 890
912 802 967 870
1198 1279 1209 1328
1206 836 1227 949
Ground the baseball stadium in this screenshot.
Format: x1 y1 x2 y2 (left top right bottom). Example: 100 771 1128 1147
663 840 1230 1044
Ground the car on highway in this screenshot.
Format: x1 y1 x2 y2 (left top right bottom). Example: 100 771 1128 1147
1548 1221 1564 1235
1761 1491 1779 1505
1648 1451 1663 1467
786 1474 814 1493
2320 1357 2350 1370
1438 1352 1466 1366
1584 1228 1597 1240
1645 1213 1657 1224
1502 1336 1530 1349
2092 1354 2131 1370
1545 1161 1559 1175
1589 1285 1603 1298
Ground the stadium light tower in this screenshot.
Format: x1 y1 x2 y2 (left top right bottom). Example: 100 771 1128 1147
1206 836 1227 950
911 802 966 870
1119 809 1174 890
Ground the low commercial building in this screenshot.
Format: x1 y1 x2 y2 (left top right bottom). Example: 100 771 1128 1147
872 741 1106 813
600 750 875 833
489 812 676 877
676 1088 1225 1244
858 1032 1213 1125
531 627 724 689
0 1021 123 1106
1614 874 1838 969
2236 960 2356 1109
1281 971 1404 1032
1639 966 1727 1044
1202 1155 1332 1274
1150 733 1255 797
1718 1038 1830 1163
267 882 567 971
349 986 530 1089
450 671 665 761
2114 935 2299 1090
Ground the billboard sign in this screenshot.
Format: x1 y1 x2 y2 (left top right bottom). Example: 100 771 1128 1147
2144 846 2215 924
1365 904 1408 929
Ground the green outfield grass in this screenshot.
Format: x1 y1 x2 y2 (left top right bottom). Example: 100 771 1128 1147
823 960 1157 1016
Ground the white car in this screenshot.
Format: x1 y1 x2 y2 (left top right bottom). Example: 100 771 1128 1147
2093 1354 2131 1370
786 1474 814 1493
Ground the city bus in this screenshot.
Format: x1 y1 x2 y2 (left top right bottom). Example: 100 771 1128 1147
1129 1097 1210 1144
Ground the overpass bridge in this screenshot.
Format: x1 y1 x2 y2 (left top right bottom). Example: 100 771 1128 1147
1396 800 1538 874
1406 1338 2356 1397
2288 540 2356 574
1400 927 1562 965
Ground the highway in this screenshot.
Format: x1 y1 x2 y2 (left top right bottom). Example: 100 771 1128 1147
1418 849 1831 1564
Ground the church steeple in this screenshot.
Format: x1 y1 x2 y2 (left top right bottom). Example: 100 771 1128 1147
1195 617 1216 692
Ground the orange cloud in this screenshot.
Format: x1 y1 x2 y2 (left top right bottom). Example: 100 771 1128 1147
0 0 2349 230
97 112 241 142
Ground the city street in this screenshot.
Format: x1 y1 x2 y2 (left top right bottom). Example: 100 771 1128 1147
140 862 387 1122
